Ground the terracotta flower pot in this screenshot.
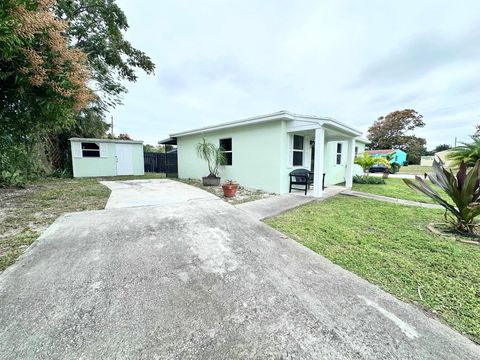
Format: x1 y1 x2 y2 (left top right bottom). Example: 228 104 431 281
222 183 238 197
202 176 220 186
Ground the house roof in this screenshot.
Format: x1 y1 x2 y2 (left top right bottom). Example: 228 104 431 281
170 110 364 138
366 149 397 155
69 137 143 144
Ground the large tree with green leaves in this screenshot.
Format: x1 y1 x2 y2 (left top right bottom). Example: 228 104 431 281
0 0 92 182
46 0 156 172
54 0 155 111
368 109 427 164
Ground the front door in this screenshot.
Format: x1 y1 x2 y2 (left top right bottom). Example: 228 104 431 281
115 144 133 175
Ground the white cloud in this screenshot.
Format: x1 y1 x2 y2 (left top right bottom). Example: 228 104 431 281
110 0 480 149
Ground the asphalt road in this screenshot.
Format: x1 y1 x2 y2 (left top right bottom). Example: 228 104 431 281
0 180 478 359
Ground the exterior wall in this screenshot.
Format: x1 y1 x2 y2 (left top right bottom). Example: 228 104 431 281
131 144 145 175
177 121 284 193
71 140 144 177
324 141 347 185
371 150 407 165
353 141 366 176
420 156 434 166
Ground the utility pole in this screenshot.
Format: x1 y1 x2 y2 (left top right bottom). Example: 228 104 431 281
454 136 457 147
111 115 114 137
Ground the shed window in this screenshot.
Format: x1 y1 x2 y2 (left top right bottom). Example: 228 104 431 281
82 142 100 158
336 143 343 165
219 138 232 165
292 135 304 166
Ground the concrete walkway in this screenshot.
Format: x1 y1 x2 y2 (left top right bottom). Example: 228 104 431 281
0 180 477 359
370 173 417 179
342 190 443 209
236 186 344 220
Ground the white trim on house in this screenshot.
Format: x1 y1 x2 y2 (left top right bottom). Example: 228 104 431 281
69 137 143 144
170 110 363 138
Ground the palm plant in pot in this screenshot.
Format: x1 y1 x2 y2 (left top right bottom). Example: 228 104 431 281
196 138 226 186
222 180 238 197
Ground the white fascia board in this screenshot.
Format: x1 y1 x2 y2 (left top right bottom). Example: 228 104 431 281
295 114 362 136
69 137 144 144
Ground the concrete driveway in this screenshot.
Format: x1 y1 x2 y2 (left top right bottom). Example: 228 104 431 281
0 180 478 359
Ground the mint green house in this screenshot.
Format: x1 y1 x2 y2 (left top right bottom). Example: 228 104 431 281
69 138 144 178
170 111 367 197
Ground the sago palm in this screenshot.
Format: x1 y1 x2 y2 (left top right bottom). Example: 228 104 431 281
403 159 480 234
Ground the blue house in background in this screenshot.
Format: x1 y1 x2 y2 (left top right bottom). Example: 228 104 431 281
365 149 407 165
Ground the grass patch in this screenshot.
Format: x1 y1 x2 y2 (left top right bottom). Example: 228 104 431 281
0 178 110 272
266 196 480 343
352 178 447 204
399 165 432 174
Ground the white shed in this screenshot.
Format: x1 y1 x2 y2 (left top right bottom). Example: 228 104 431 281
69 138 145 178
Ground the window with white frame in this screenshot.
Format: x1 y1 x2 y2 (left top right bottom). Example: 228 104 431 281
219 138 232 165
81 142 100 157
336 142 343 165
292 135 304 166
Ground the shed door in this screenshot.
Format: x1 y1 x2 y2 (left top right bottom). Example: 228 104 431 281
115 144 134 175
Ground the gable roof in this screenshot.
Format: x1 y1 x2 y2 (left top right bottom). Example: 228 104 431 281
366 149 397 155
170 110 363 138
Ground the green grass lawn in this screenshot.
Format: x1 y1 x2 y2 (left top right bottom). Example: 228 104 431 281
0 178 111 272
352 178 447 204
399 165 432 174
266 196 480 343
0 173 168 272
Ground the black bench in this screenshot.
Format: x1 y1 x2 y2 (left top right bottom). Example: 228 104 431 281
289 169 326 195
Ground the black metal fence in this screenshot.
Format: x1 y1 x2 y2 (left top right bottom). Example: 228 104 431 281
144 151 178 177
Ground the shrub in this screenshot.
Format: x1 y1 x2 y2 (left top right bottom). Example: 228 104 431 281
353 175 385 184
404 159 480 233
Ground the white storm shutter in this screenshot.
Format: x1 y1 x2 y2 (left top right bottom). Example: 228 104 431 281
99 143 108 157
72 142 82 158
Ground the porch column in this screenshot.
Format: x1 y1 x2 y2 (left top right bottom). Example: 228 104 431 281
313 127 325 197
345 137 355 189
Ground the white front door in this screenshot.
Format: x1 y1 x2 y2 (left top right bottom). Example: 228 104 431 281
115 144 134 175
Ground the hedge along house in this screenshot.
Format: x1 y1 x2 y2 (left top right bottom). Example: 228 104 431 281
170 111 367 197
69 138 144 177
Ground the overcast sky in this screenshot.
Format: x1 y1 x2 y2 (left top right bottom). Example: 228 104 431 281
109 0 480 149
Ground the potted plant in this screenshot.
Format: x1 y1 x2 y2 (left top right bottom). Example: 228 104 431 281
222 180 238 197
196 138 226 186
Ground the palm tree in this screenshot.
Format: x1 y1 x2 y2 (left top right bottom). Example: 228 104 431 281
448 136 480 168
196 138 226 178
354 152 391 176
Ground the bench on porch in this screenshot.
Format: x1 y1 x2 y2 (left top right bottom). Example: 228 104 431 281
289 169 326 195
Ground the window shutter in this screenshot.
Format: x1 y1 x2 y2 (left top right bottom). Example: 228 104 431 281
99 143 107 157
72 142 82 158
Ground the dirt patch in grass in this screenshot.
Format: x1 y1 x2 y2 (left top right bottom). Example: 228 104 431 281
176 178 274 205
0 178 110 272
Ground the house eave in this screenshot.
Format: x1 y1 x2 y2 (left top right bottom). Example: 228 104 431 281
170 110 363 138
69 137 144 144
